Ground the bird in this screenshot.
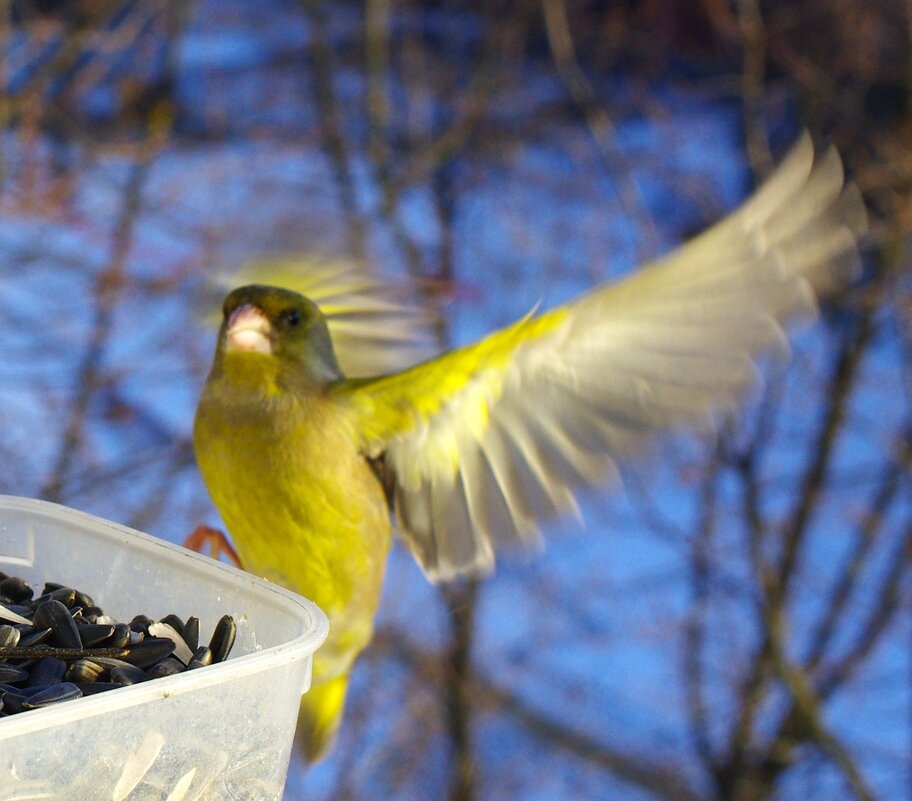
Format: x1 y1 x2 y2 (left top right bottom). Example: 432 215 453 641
192 133 865 762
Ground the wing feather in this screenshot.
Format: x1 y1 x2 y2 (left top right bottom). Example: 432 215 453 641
493 403 579 518
337 135 866 580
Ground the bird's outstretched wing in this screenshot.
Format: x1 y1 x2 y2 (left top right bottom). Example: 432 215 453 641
335 134 867 581
210 256 436 377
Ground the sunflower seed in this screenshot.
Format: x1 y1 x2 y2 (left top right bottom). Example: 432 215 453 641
65 658 105 683
0 664 28 683
182 617 200 651
130 615 155 634
91 657 136 670
148 622 194 665
0 625 20 649
186 646 213 670
73 681 120 696
0 603 31 626
107 623 131 649
121 637 176 668
112 730 164 801
145 656 185 679
165 767 197 801
77 623 116 647
209 616 236 664
73 590 94 609
33 600 82 649
33 587 76 608
0 576 33 603
23 682 82 709
26 656 67 687
19 627 52 647
109 664 146 685
1 691 26 713
159 614 185 635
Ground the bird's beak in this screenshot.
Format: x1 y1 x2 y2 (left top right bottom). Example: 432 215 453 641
225 304 273 354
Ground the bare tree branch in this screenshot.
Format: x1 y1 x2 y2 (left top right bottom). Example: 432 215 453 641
373 627 707 801
442 580 479 801
807 423 912 672
39 157 151 502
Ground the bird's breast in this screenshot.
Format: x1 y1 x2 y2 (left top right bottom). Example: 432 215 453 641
193 385 392 654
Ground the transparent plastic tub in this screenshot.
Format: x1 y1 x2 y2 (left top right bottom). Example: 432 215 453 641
0 495 329 800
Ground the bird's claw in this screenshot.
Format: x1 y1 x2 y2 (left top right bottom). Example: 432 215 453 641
184 524 242 568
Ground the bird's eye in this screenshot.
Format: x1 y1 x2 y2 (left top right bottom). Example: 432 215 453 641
282 309 302 327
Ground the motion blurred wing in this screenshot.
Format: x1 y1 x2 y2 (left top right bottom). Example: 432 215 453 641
337 134 867 581
211 256 435 377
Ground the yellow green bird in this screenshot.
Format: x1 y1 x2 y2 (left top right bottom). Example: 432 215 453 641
192 134 865 761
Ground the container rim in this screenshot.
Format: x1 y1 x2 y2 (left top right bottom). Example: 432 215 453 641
0 495 330 737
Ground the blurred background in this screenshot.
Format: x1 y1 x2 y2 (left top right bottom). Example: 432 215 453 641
0 0 909 799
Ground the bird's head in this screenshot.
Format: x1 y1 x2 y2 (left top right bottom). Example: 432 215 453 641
213 284 342 390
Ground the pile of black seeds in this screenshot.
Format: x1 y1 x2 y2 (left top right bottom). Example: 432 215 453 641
0 572 237 717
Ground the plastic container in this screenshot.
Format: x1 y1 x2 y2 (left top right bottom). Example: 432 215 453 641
0 495 329 800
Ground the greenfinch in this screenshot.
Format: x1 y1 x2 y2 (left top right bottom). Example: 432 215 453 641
193 134 865 761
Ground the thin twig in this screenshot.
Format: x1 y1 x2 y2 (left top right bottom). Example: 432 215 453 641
817 522 912 695
365 0 392 191
298 0 367 258
540 0 659 260
806 423 912 671
777 309 876 600
0 0 11 183
766 607 877 801
735 0 773 177
684 452 719 772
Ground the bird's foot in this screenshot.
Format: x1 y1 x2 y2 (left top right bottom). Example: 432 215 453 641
184 524 242 568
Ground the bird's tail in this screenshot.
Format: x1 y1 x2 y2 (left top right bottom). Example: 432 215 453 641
296 672 350 763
